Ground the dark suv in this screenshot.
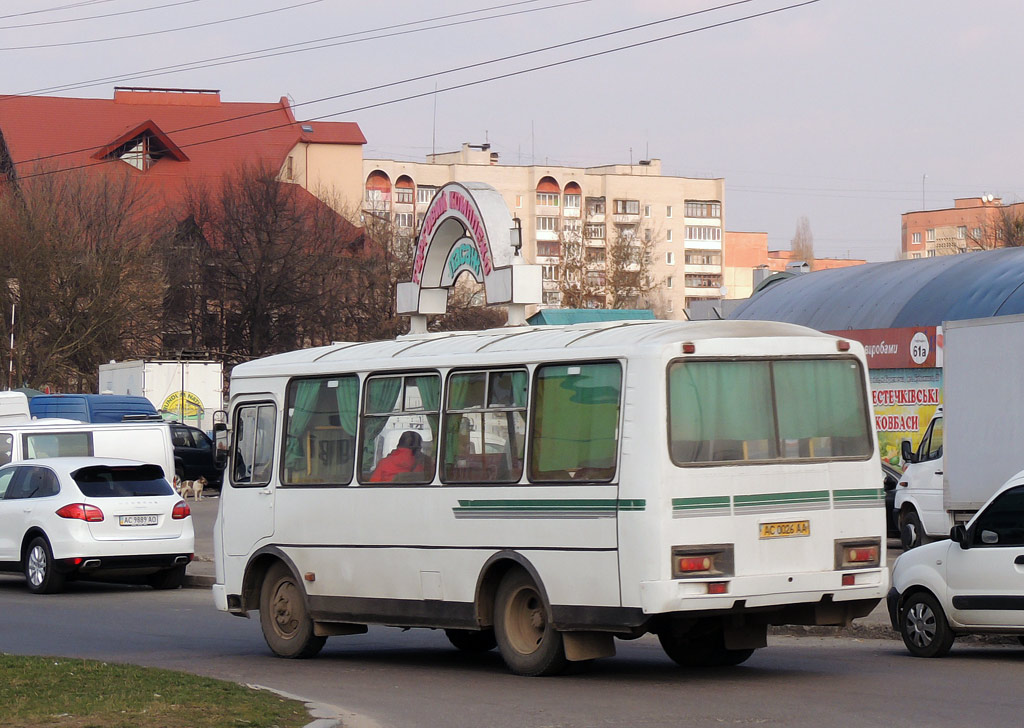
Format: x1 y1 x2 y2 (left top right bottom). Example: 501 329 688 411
171 424 222 487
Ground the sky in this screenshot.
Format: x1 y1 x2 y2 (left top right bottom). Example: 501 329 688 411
2 0 1022 262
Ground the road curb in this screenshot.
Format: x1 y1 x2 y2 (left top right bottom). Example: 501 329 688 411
183 574 215 589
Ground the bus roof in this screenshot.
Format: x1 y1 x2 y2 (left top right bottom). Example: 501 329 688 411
232 319 832 379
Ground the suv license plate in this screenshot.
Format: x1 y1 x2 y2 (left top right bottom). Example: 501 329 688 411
759 520 810 539
119 515 159 527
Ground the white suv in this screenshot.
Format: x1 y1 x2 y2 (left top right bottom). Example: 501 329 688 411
0 457 194 593
888 470 1024 656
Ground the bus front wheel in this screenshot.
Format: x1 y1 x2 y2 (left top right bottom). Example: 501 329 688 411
658 622 755 668
259 561 326 659
494 569 568 676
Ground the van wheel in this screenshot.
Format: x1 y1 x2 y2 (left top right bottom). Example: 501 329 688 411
24 536 65 594
900 509 925 550
445 628 497 652
147 565 185 590
658 622 755 667
494 569 567 676
259 562 326 659
900 592 954 657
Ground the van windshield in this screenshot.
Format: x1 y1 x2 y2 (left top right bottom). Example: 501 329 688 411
73 465 173 497
668 358 872 464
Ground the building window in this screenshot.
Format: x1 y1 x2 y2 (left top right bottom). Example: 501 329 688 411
394 212 414 229
667 276 674 289
666 252 675 265
536 192 560 207
109 132 166 171
586 270 606 287
417 186 436 205
912 253 922 259
957 226 967 240
666 205 673 218
644 204 651 218
911 232 921 244
537 216 559 232
283 156 294 181
542 291 561 305
685 226 722 242
586 197 605 215
515 195 523 208
395 188 413 204
927 250 936 257
644 228 652 242
685 274 723 288
666 229 673 243
926 229 935 242
585 224 605 239
542 265 560 281
685 250 722 266
586 249 606 264
685 201 721 218
537 241 560 257
614 199 640 215
564 193 581 210
972 227 982 239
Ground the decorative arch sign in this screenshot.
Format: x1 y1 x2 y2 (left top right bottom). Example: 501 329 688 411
397 182 541 331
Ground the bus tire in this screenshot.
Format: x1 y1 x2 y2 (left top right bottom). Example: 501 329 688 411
445 628 497 652
259 561 326 659
658 623 755 668
494 569 567 676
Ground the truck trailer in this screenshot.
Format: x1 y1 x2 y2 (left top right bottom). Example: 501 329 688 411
894 313 1024 547
98 360 224 433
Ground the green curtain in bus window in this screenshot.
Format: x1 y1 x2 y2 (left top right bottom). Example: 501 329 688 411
411 375 440 412
361 377 403 471
489 370 527 407
530 362 621 481
773 360 870 456
669 361 776 463
333 376 359 436
447 372 485 410
284 379 322 472
443 374 480 474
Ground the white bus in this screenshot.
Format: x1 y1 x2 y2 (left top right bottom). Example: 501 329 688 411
213 320 887 675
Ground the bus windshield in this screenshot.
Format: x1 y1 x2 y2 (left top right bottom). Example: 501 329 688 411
668 358 872 464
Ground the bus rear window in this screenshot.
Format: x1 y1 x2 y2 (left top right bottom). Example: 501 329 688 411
668 358 872 464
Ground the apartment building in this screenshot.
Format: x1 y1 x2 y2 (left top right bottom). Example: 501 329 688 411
901 195 1024 258
361 144 725 319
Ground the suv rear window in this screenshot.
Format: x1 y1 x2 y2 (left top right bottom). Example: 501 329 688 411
73 464 174 497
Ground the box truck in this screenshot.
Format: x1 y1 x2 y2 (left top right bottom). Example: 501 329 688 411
98 360 224 432
894 313 1024 547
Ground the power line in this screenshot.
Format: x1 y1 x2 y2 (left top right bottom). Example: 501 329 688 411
9 0 566 98
13 0 759 167
0 0 325 51
17 0 823 180
0 0 115 21
0 0 206 30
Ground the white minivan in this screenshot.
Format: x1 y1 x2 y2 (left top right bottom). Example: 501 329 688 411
0 420 177 485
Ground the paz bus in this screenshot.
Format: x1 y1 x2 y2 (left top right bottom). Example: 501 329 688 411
212 319 887 675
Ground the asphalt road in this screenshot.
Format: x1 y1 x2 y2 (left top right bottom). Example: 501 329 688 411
2 576 1023 728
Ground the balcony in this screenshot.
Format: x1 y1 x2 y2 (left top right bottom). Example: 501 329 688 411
612 213 640 225
563 207 581 218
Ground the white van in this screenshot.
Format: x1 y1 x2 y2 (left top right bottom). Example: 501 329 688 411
0 420 176 484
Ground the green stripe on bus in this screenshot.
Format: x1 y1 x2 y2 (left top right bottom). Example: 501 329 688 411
454 499 645 513
832 488 885 502
672 496 731 511
734 491 830 508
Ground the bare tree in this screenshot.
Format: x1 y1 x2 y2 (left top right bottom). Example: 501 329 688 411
606 223 657 309
557 224 601 308
992 205 1024 248
790 216 815 262
0 168 168 390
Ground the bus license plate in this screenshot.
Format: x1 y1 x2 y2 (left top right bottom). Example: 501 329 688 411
759 520 810 539
119 515 158 527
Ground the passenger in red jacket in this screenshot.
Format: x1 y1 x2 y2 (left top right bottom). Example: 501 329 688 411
370 431 424 482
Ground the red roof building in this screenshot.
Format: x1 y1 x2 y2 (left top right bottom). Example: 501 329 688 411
0 86 366 211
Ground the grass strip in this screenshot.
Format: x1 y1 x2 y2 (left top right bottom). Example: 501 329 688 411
0 653 311 728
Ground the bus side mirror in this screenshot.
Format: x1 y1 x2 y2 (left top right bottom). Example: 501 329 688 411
213 422 228 470
901 439 917 465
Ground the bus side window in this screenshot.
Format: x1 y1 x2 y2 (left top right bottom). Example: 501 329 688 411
529 362 622 482
359 373 439 484
283 376 358 485
442 369 526 484
233 403 276 486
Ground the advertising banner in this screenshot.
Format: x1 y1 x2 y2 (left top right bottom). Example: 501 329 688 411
826 326 942 369
868 367 943 469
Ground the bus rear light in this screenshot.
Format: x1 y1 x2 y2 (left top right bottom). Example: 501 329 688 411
834 538 881 569
672 544 734 579
682 342 696 354
841 574 856 587
707 581 729 595
837 340 851 351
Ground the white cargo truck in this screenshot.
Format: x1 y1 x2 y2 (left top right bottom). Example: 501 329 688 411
98 360 224 432
894 313 1024 548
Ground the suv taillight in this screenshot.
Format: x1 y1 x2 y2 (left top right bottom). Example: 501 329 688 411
56 503 104 522
172 500 191 520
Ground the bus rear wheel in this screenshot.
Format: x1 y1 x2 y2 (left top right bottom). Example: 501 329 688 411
259 562 326 659
494 569 567 676
658 622 755 668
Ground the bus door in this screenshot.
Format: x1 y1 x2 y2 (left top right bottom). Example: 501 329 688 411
224 400 278 557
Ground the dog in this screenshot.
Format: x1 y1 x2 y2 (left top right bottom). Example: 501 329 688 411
178 476 207 501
